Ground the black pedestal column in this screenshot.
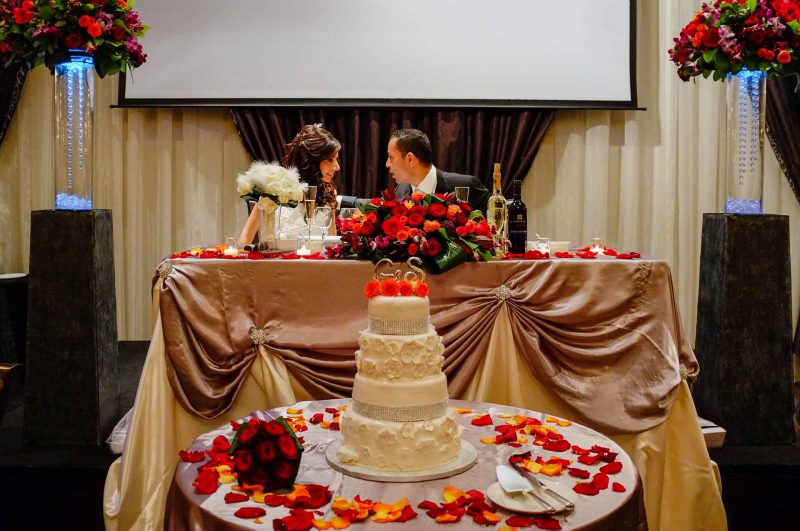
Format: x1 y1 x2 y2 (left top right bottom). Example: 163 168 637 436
24 210 120 447
694 213 794 445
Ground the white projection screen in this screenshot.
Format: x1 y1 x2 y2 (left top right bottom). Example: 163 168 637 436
119 0 637 108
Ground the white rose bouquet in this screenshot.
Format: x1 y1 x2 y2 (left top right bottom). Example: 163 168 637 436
236 162 304 209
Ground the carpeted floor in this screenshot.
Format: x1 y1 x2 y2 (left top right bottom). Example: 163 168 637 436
0 341 798 530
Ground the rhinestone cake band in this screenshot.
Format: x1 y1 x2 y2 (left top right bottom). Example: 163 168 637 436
368 317 429 335
353 399 447 422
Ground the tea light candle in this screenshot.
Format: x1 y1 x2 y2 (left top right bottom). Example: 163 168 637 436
296 236 312 256
589 237 605 254
223 236 238 256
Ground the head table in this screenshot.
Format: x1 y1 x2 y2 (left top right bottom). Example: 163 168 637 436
166 400 644 530
102 257 726 530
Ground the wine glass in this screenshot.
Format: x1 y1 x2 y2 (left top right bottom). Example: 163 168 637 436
304 186 317 239
313 206 333 241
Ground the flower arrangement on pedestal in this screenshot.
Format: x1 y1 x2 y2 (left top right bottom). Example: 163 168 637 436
337 189 500 273
669 0 800 214
0 0 148 77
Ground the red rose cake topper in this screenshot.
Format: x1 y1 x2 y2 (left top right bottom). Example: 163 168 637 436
364 257 429 299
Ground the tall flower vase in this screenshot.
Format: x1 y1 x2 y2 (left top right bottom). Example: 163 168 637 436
725 68 766 214
54 50 94 210
258 200 282 252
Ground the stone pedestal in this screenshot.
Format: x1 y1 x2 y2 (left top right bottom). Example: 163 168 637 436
694 214 794 445
24 210 119 447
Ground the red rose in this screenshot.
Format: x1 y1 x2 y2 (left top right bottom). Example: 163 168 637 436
277 434 299 459
702 27 720 48
414 282 429 297
369 197 382 205
111 25 126 41
263 420 286 436
777 50 792 64
758 48 776 61
13 8 35 24
454 212 468 225
381 217 404 239
234 449 253 472
747 29 766 46
398 280 413 296
79 15 93 28
407 211 425 227
87 23 103 38
383 200 398 209
475 221 491 237
249 467 270 487
746 14 759 25
0 41 10 54
408 243 418 255
359 220 375 236
456 226 468 237
255 440 276 463
364 279 380 298
424 239 442 257
273 459 295 481
428 203 447 219
392 204 408 216
22 0 34 8
238 424 258 444
380 278 400 296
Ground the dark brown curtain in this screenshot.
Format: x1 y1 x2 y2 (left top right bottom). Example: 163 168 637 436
765 75 800 414
231 108 554 198
0 64 28 148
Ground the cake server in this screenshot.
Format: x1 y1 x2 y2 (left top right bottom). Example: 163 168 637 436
495 465 557 514
510 461 575 510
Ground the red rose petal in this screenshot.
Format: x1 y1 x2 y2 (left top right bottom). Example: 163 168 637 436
506 515 537 527
567 467 591 479
178 450 205 463
471 414 493 426
612 482 627 492
599 461 623 474
599 452 618 463
572 482 599 496
543 439 571 452
592 472 610 490
532 517 562 530
396 504 418 522
329 421 340 431
571 445 591 455
591 445 609 454
263 494 286 507
309 413 324 424
234 506 266 519
417 500 439 511
224 492 249 504
578 454 601 466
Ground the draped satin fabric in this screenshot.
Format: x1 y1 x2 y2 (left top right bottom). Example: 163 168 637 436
157 259 697 434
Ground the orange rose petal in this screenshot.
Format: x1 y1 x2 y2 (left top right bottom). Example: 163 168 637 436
313 519 333 530
254 519 263 524
517 436 528 444
320 421 332 429
498 413 513 419
482 511 502 523
286 408 304 415
541 463 564 477
435 513 459 523
454 407 474 414
443 486 466 503
391 498 409 511
523 461 543 474
546 416 558 423
480 437 498 444
251 491 267 503
339 404 348 411
331 516 351 529
499 527 519 531
557 419 573 427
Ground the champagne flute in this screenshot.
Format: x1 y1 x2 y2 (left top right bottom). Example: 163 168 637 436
313 206 333 242
304 186 317 239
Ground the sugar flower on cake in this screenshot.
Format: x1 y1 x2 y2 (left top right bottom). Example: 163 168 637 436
236 161 304 206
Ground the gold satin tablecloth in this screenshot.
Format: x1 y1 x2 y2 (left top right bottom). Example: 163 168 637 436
103 259 726 530
165 400 645 530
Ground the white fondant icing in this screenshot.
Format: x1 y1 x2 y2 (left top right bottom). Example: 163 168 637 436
368 295 429 321
352 373 448 407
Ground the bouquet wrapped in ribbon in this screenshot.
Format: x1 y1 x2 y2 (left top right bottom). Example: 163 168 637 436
236 161 304 211
337 188 500 273
228 416 304 491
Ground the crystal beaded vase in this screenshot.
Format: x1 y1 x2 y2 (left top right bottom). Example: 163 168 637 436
724 68 766 215
54 51 94 210
258 201 282 252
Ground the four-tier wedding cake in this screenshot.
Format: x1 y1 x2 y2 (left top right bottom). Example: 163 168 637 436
336 267 463 472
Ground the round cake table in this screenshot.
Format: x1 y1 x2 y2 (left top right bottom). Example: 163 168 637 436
165 399 645 530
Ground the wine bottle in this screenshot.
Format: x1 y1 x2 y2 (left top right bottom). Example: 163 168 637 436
507 179 527 254
486 163 508 241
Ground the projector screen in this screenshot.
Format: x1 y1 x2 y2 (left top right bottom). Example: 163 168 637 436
119 0 636 108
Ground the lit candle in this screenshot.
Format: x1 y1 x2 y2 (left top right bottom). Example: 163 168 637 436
224 236 238 256
589 237 605 254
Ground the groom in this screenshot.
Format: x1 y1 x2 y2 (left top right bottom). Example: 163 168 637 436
385 129 489 213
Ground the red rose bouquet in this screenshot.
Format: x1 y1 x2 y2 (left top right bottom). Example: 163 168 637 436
228 416 304 491
0 0 148 77
337 189 499 273
669 0 800 81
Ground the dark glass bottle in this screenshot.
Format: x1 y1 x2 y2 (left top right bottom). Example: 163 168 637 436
507 179 527 254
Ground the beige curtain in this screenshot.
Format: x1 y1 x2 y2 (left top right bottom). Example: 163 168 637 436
0 0 798 340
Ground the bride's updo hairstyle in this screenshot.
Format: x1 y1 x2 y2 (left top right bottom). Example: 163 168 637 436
282 124 341 184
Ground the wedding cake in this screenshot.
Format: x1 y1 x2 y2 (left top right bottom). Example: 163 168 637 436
336 272 463 472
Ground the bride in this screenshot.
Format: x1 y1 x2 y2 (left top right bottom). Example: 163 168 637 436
238 124 341 244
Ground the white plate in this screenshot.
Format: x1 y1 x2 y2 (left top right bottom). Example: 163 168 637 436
486 482 572 515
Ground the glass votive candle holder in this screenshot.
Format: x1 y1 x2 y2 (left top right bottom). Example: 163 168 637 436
590 237 605 253
223 236 238 256
454 187 470 202
295 235 312 256
536 237 550 254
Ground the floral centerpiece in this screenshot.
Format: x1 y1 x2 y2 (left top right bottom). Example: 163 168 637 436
228 416 304 492
0 0 148 77
668 0 800 214
336 189 500 273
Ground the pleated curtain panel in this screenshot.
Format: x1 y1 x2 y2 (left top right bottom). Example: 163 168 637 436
230 108 555 197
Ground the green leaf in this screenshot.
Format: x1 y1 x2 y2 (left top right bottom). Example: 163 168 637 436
468 210 483 220
746 0 757 13
788 20 799 35
703 49 717 63
38 6 56 21
713 70 726 81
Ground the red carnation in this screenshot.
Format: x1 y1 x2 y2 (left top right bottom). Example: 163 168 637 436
263 420 286 436
277 434 299 460
79 15 93 28
380 278 400 297
702 27 720 48
407 211 425 227
398 280 413 296
234 449 253 472
381 217 404 239
428 203 447 219
255 440 276 463
424 239 442 257
111 25 126 41
758 48 776 61
63 33 83 49
777 50 792 64
364 279 381 298
87 23 103 38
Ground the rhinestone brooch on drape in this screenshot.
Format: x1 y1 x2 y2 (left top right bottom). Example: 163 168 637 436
495 284 512 301
250 328 269 346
